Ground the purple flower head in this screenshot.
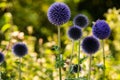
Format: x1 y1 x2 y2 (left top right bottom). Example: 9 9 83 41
81 36 100 55
0 52 4 63
73 14 89 28
71 64 81 73
47 2 71 26
12 42 28 57
92 20 111 39
68 25 82 40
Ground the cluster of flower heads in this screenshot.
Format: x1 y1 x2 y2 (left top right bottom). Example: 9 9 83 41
0 42 28 65
47 2 111 77
81 20 111 54
67 14 89 40
47 2 110 54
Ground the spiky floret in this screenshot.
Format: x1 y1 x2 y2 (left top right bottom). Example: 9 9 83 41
68 26 82 40
47 2 71 26
73 14 89 28
12 42 28 57
81 36 100 54
92 20 111 39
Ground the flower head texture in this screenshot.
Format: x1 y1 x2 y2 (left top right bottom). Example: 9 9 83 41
68 26 82 40
81 36 100 55
0 52 4 63
12 42 28 57
47 2 71 26
73 14 89 28
92 20 111 39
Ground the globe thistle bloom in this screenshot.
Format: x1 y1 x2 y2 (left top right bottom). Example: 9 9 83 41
81 36 100 55
12 42 28 57
71 64 81 73
92 20 111 39
68 26 82 40
0 52 4 63
47 2 71 26
73 14 89 28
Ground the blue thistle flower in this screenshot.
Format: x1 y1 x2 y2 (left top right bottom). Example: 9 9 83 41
47 2 71 26
71 64 81 73
73 14 89 28
68 26 82 40
12 42 28 57
0 52 4 63
92 20 111 39
81 36 100 54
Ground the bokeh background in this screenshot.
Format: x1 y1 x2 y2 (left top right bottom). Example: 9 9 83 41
0 0 120 80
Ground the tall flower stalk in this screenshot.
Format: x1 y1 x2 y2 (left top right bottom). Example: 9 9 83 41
88 54 92 80
67 40 74 78
73 14 89 78
19 58 21 80
102 40 105 79
67 26 82 79
92 20 111 79
47 2 71 80
77 40 81 78
58 26 62 80
12 42 28 80
81 36 100 80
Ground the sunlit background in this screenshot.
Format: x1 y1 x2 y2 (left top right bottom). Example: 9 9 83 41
0 0 120 80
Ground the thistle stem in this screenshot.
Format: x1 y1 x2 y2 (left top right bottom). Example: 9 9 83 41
88 55 92 80
67 40 74 78
102 40 105 80
19 57 21 80
58 26 62 80
77 39 81 78
0 71 1 79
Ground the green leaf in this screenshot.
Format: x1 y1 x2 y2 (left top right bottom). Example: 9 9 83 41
55 54 65 68
106 54 114 59
96 64 105 70
79 56 88 64
1 24 11 32
15 61 20 65
51 45 59 51
65 77 87 80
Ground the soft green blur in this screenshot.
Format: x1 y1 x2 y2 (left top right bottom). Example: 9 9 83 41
0 0 120 80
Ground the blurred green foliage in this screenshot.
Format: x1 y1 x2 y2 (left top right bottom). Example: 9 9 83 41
0 0 120 80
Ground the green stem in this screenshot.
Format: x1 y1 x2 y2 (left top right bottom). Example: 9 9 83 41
102 40 105 80
77 40 81 78
0 64 2 79
19 57 21 80
58 26 62 80
88 55 92 80
0 71 1 79
67 40 74 78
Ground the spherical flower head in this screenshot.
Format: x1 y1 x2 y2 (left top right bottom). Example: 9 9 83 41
81 36 100 55
12 42 28 57
92 20 111 39
68 26 82 40
0 52 4 63
73 14 89 28
47 2 71 26
71 64 81 73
